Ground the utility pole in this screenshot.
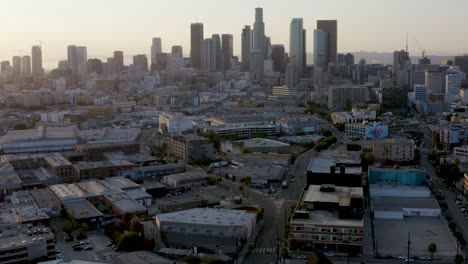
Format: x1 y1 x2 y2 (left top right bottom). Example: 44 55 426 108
407 232 411 263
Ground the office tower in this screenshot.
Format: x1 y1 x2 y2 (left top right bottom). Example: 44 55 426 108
133 54 148 72
290 18 304 74
265 37 271 59
105 57 115 75
441 60 454 66
414 84 428 102
393 50 410 72
455 55 468 73
155 53 168 71
344 53 354 66
285 63 298 86
31 45 43 76
0 61 10 73
113 51 124 73
221 34 233 71
302 29 307 70
317 20 337 63
21 56 31 76
87 59 103 74
241 25 252 71
151 37 162 65
58 60 69 70
171 45 183 57
190 23 204 69
419 56 431 65
211 34 222 71
271 45 285 73
425 71 444 94
12 56 21 77
67 45 87 76
250 49 264 80
446 74 462 95
201 38 216 72
253 8 265 58
314 29 329 68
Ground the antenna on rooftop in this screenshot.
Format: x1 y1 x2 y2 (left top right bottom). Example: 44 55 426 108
405 33 408 53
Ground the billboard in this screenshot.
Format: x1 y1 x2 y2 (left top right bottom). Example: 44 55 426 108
365 125 388 139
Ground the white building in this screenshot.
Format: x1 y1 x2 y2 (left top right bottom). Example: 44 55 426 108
158 112 193 134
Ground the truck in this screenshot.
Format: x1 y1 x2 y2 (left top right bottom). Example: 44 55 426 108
209 161 228 168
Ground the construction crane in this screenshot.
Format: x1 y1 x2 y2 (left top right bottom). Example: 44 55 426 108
415 39 426 59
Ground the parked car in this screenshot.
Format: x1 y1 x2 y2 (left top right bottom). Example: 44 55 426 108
79 240 89 245
84 246 93 251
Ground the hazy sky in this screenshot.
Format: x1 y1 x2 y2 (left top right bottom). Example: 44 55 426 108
1 0 467 68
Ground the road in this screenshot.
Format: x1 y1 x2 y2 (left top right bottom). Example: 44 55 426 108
420 128 468 258
242 148 316 264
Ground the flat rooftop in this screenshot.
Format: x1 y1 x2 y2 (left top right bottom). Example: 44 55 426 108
374 217 457 256
157 208 255 227
308 157 362 175
63 199 103 219
115 251 173 264
0 224 54 250
240 138 290 148
291 210 363 227
0 126 77 144
371 197 440 210
304 185 363 206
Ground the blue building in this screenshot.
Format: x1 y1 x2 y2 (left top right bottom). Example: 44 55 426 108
368 166 428 186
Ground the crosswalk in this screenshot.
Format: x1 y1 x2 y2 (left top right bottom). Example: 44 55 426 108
251 248 276 253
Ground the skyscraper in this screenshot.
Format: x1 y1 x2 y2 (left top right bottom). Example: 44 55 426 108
393 50 410 72
454 55 468 73
211 34 222 71
151 37 162 65
31 45 43 76
0 61 10 73
113 51 124 73
290 18 304 74
221 34 233 71
302 29 307 70
271 45 285 73
317 20 337 63
67 45 87 76
314 29 329 68
241 25 252 72
12 56 21 77
21 56 31 76
253 8 265 58
190 23 204 69
133 54 148 72
171 45 183 57
87 58 103 74
201 38 216 72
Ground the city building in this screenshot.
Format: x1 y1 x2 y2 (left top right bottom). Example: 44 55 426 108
221 34 233 71
161 171 209 188
73 161 117 180
62 199 103 229
289 185 363 254
316 20 337 63
151 37 162 65
133 54 148 72
201 38 216 72
290 18 304 74
0 224 56 262
446 73 462 95
368 166 428 186
271 45 285 73
425 71 445 94
221 138 291 154
241 25 252 72
455 55 468 73
12 56 21 77
253 7 265 59
168 134 214 163
328 86 368 110
345 123 388 139
171 45 183 57
156 208 256 254
314 29 329 69
67 45 87 77
113 50 124 73
306 152 362 187
158 112 193 134
190 23 204 69
31 45 43 77
372 138 415 162
413 84 428 102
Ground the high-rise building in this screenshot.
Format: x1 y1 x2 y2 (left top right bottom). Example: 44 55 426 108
425 71 444 94
201 38 216 72
0 61 10 73
87 58 103 74
253 8 265 59
221 34 233 71
113 51 124 73
241 25 252 72
133 54 148 72
211 34 222 71
314 29 329 68
271 45 285 73
317 20 337 63
31 45 43 76
67 45 87 76
344 53 354 66
190 23 204 69
250 49 264 80
455 55 468 73
302 29 307 70
290 18 304 74
265 36 271 59
413 84 428 102
171 45 183 57
12 56 21 77
21 56 31 76
446 74 462 95
151 37 162 65
393 50 411 72
285 63 298 86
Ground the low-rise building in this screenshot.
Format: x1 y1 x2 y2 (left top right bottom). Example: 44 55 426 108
0 224 56 263
168 134 214 163
158 112 193 134
156 208 256 254
73 161 117 180
345 123 388 139
372 138 415 162
307 151 362 187
62 199 103 229
161 171 209 188
368 166 428 186
221 138 291 154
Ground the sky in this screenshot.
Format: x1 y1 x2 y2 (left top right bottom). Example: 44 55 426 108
1 0 467 68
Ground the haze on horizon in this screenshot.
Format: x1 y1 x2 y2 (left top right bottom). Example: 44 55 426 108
1 0 467 68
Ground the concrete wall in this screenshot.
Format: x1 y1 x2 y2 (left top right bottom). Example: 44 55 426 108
374 210 404 219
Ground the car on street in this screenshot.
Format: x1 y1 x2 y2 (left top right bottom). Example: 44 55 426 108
325 251 336 257
106 241 114 247
84 246 93 251
73 246 83 251
79 240 89 245
420 256 431 260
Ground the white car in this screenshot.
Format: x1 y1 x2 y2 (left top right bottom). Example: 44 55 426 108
79 240 89 245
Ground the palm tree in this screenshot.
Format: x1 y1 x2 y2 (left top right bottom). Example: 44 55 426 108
427 242 437 263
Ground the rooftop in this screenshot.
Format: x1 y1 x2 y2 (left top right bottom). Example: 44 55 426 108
157 208 255 227
0 224 54 250
291 210 363 227
63 199 103 219
115 251 173 264
239 138 290 149
371 197 440 211
304 185 363 206
0 126 78 144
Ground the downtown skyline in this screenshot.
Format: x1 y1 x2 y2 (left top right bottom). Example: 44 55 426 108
1 0 468 69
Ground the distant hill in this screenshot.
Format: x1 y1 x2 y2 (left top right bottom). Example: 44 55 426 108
306 52 456 65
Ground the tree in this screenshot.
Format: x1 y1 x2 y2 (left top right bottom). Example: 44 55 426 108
62 222 76 238
383 146 390 160
116 231 143 251
454 254 464 264
205 257 223 264
183 255 203 264
130 216 143 233
240 176 252 185
13 123 27 130
427 242 437 263
77 222 89 239
280 247 289 263
322 130 332 137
